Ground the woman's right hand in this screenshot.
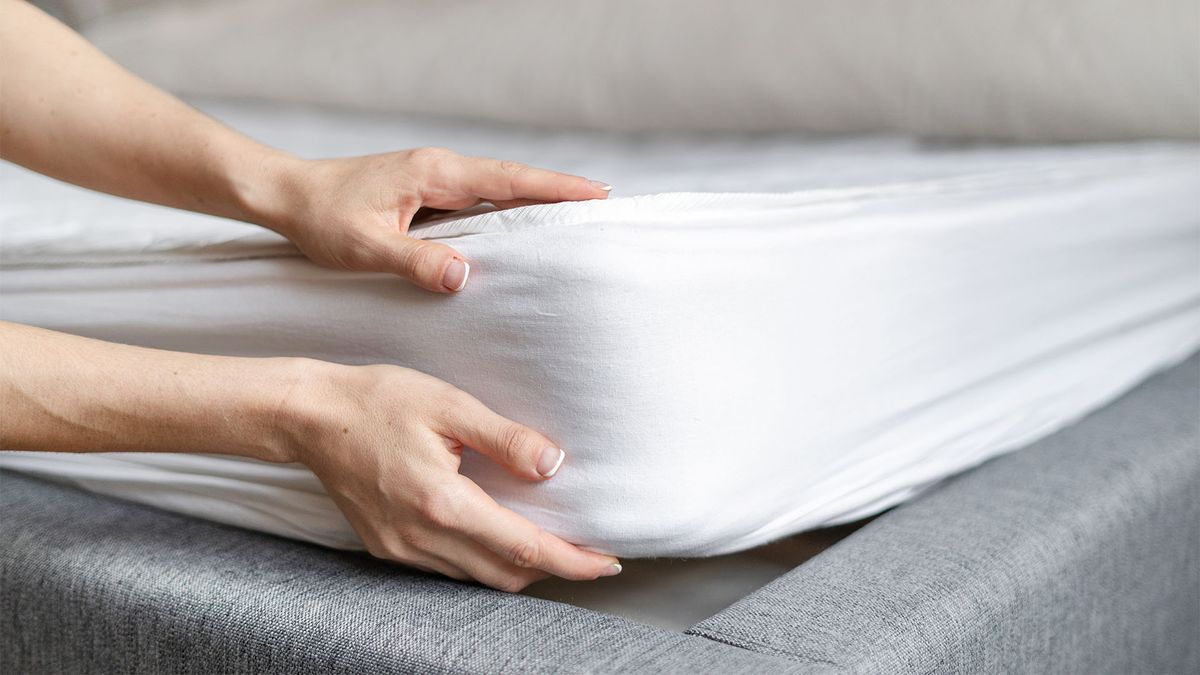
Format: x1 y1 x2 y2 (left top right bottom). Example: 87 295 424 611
0 321 616 592
285 360 622 592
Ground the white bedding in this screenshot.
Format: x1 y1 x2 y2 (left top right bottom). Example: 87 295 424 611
2 101 1198 558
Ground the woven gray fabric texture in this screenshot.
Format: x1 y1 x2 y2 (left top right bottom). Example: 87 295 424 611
689 353 1200 674
0 476 813 674
2 353 1196 673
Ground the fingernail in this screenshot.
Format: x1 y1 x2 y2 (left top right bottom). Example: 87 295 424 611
442 258 469 292
588 180 613 192
600 562 623 577
536 447 565 478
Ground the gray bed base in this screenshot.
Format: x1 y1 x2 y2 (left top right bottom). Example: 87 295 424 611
3 354 1197 674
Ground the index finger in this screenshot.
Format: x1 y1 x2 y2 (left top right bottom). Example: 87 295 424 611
449 477 622 581
455 156 611 204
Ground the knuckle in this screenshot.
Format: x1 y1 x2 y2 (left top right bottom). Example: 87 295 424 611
505 537 543 569
365 542 391 560
399 242 445 276
394 527 434 554
412 487 445 519
342 241 379 272
438 384 475 409
369 539 409 563
435 388 477 425
498 159 526 176
395 192 424 220
353 364 398 395
424 504 457 531
405 561 438 575
495 421 533 461
417 486 462 530
440 566 470 582
410 146 454 168
491 574 530 593
329 229 387 272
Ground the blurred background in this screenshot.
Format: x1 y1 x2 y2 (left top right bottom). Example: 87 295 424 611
31 0 1200 142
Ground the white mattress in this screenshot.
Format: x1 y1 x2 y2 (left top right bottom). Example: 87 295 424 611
2 100 1198 559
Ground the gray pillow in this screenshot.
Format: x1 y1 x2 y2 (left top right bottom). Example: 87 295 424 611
83 0 1199 141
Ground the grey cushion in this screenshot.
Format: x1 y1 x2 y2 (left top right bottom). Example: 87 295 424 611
3 354 1197 673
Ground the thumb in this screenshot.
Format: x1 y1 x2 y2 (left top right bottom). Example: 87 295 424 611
440 395 566 481
371 234 470 293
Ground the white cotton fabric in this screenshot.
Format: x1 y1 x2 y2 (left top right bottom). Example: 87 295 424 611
78 0 1200 141
2 102 1199 557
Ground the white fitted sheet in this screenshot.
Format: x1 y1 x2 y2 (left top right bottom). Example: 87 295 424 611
2 101 1199 559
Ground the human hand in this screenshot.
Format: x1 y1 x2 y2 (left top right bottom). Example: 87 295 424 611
286 360 622 591
253 148 611 293
0 4 608 292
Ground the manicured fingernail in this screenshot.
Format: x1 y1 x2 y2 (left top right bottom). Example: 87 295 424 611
537 447 565 478
442 258 469 291
600 562 623 577
588 180 613 192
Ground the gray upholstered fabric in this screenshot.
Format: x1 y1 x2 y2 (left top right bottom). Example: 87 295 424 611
2 354 1197 673
689 353 1200 674
0 475 812 674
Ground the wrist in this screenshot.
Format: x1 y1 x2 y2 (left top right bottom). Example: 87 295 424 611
261 356 346 466
226 146 308 237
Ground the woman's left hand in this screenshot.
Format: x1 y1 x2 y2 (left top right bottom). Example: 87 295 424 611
2 4 609 294
251 148 611 293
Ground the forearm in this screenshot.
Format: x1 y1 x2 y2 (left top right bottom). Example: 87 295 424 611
0 321 308 462
0 322 624 587
0 0 294 226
